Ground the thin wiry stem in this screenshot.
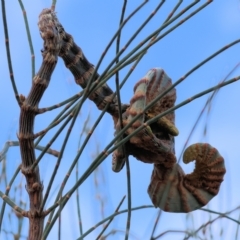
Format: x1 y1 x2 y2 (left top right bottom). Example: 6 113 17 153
0 190 26 216
96 195 126 240
0 156 7 188
99 1 209 84
34 99 79 141
34 110 71 139
178 62 240 163
76 205 154 240
1 0 20 105
32 114 73 171
127 0 183 68
88 0 168 94
0 141 59 161
200 207 240 225
82 1 207 113
75 113 90 236
18 0 35 80
39 111 77 212
150 210 162 239
123 0 182 82
101 229 137 240
115 0 127 129
44 90 125 233
37 90 83 114
43 95 86 230
124 156 131 240
91 0 199 91
0 165 21 231
82 1 148 97
32 91 88 174
153 230 191 240
44 96 116 229
44 92 86 200
115 1 132 239
58 193 62 240
166 0 183 20
182 206 240 240
76 180 83 236
235 211 240 240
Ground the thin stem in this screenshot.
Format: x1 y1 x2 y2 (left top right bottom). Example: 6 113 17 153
41 98 84 212
124 156 131 240
0 141 59 161
34 110 71 139
1 0 20 105
153 230 191 240
96 195 126 240
39 113 75 212
76 113 90 236
0 165 21 231
115 3 132 239
43 56 133 224
131 1 209 61
32 115 72 170
44 97 114 228
18 0 35 80
91 0 199 91
122 0 183 78
76 182 83 236
178 62 240 162
89 0 168 94
102 1 208 83
82 1 148 96
150 210 162 239
235 210 240 240
37 90 83 114
0 191 26 216
76 205 154 240
115 0 127 126
34 98 80 144
200 207 240 225
183 206 240 240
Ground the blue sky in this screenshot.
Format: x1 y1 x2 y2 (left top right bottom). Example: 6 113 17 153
1 1 240 239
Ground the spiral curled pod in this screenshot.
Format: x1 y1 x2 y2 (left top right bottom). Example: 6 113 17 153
112 68 178 172
148 143 226 213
